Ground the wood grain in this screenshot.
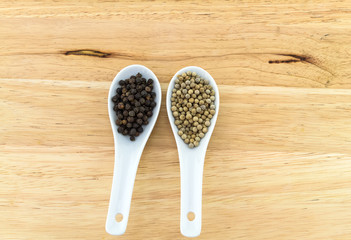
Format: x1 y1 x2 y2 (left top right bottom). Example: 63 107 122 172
1 1 351 239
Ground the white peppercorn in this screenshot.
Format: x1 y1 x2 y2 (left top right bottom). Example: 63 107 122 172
170 71 216 148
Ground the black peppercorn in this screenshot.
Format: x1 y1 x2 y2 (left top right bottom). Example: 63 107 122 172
135 93 141 100
134 101 141 107
127 116 134 123
130 128 137 136
128 95 134 101
117 102 124 109
117 113 123 119
141 90 147 97
136 118 143 125
112 72 157 141
118 126 124 133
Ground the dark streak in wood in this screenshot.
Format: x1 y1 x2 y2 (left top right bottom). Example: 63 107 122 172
269 59 301 64
269 53 334 76
64 49 111 58
268 54 306 64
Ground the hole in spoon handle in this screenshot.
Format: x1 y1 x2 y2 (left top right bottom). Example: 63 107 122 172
180 157 204 237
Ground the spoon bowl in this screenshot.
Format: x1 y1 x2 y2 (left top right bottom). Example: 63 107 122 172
166 66 219 237
106 64 161 235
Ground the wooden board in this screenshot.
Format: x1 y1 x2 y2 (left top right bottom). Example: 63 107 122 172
1 1 351 239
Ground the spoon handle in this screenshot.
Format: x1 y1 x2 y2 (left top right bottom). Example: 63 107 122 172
179 152 205 237
105 150 140 235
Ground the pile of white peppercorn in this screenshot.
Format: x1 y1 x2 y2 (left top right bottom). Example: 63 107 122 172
170 71 216 148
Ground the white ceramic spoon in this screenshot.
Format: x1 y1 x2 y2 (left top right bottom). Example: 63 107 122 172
106 64 162 235
166 66 219 237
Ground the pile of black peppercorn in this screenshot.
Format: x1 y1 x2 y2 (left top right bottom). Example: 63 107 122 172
112 73 157 141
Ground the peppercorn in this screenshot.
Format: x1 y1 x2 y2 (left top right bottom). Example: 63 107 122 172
136 118 143 125
170 71 216 148
127 116 134 123
130 128 137 136
112 73 157 141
